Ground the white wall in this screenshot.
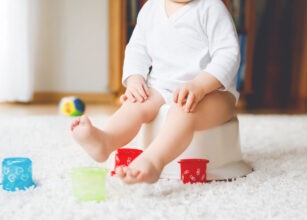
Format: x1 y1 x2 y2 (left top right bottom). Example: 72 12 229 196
34 0 109 93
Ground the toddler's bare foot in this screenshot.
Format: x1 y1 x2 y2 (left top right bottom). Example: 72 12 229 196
116 152 164 184
71 115 111 162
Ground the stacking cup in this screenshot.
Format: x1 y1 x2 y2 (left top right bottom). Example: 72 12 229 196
1 157 36 191
111 148 143 176
178 159 210 184
71 167 108 202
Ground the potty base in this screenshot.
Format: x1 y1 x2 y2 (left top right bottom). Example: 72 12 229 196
137 105 253 181
206 160 253 181
106 105 253 181
161 160 252 181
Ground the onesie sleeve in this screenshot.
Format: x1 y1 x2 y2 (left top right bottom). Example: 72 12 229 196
122 2 152 87
202 0 240 91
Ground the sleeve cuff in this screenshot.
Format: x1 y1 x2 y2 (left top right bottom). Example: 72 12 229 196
122 72 148 87
203 65 232 91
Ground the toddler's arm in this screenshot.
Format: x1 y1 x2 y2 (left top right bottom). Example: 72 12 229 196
202 1 240 92
174 1 240 112
121 2 152 102
122 2 152 89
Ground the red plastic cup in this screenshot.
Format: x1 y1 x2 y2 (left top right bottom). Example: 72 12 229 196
111 148 143 176
178 159 210 184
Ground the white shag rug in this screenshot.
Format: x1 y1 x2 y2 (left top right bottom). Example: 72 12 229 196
0 114 306 220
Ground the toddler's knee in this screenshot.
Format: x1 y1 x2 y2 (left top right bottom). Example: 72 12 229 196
168 104 181 114
168 104 196 123
139 104 158 122
168 104 188 115
124 101 158 122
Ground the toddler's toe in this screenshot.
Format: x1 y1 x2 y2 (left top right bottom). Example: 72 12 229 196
137 171 148 183
123 172 139 185
70 118 80 131
116 166 126 178
79 115 91 125
128 169 140 178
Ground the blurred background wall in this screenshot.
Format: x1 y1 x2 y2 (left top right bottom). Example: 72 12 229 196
249 0 307 110
1 0 306 110
34 0 109 93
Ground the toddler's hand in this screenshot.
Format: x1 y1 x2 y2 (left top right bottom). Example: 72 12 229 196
173 80 206 113
121 75 149 103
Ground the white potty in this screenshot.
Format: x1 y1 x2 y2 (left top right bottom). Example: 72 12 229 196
138 105 253 181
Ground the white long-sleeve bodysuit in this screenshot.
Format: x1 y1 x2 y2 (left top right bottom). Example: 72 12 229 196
122 0 240 104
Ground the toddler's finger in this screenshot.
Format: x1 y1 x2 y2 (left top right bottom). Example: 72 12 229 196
132 89 144 102
142 83 150 97
190 102 197 113
137 87 147 100
126 91 136 103
120 94 127 103
178 89 188 106
173 88 180 103
185 93 194 113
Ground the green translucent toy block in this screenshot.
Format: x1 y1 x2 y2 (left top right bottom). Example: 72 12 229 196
71 167 108 202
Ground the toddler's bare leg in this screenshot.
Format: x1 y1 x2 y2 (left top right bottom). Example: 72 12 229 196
117 91 236 184
71 88 164 162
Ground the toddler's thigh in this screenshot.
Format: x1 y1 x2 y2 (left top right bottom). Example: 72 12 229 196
193 91 236 131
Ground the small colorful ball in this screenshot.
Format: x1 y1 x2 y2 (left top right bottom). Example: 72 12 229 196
59 96 85 117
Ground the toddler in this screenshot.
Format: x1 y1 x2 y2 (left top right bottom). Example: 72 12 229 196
71 0 239 184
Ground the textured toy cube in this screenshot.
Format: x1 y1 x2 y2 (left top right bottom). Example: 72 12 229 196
1 157 36 191
59 96 85 116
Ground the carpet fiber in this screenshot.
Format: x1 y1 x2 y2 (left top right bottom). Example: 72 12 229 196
0 115 306 220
